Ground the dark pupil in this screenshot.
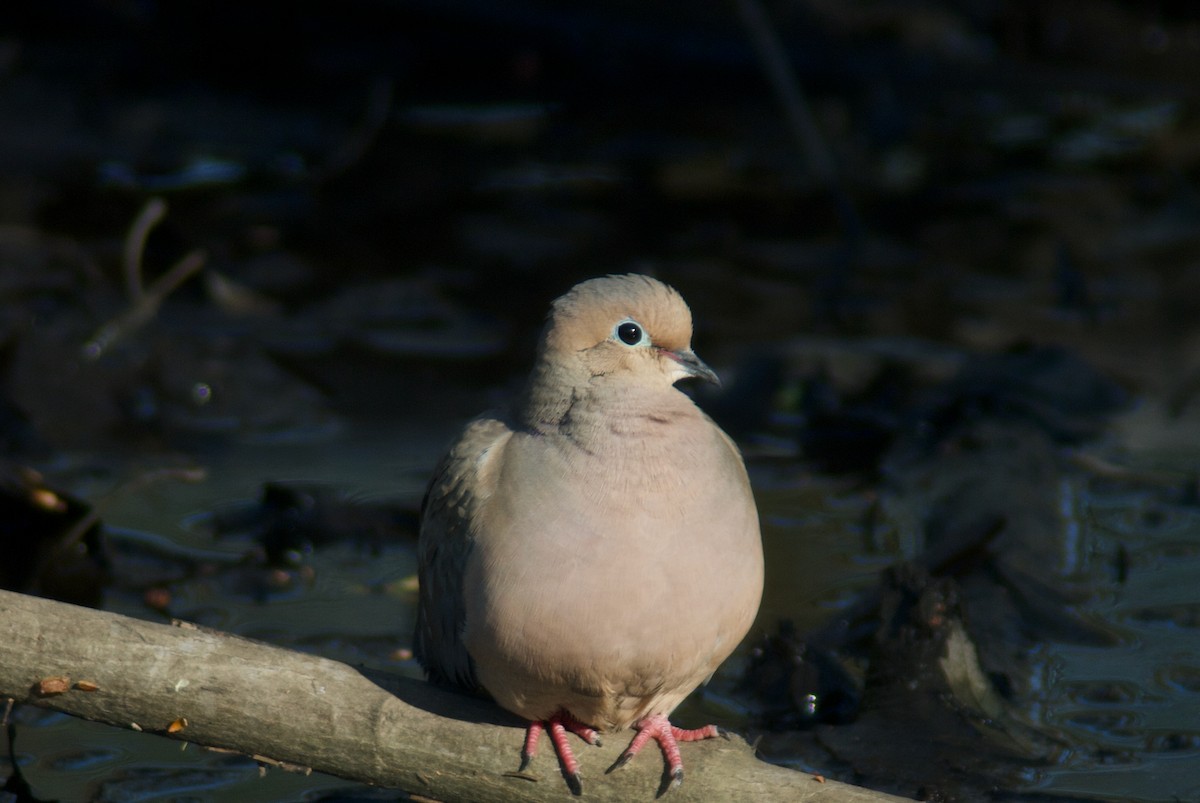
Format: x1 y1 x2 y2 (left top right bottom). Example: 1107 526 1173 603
617 322 642 345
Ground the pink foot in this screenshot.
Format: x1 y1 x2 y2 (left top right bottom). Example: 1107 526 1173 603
517 709 601 795
606 714 724 792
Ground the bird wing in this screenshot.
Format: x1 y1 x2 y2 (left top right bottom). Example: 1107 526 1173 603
413 415 513 691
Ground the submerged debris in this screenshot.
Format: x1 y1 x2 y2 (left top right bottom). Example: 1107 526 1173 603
0 464 110 608
210 481 417 567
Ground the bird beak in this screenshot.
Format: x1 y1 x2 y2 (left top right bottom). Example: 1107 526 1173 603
665 348 721 386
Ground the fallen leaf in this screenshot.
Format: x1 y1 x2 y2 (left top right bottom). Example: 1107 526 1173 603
37 676 70 695
29 488 67 512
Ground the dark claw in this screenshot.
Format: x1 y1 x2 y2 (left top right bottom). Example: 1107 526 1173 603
655 767 684 798
606 752 634 774
717 727 732 741
565 771 583 796
593 735 603 747
518 753 533 773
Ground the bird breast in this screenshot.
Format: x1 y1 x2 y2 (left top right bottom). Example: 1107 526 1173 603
461 399 763 725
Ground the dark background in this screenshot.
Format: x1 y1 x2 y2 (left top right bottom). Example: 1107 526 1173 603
4 2 1200 801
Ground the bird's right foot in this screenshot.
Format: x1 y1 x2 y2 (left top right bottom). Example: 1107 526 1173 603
518 709 601 795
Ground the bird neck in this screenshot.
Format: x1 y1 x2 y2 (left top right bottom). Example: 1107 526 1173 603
515 358 589 433
516 359 693 444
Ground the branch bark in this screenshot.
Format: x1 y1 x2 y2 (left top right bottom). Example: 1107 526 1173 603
0 590 905 802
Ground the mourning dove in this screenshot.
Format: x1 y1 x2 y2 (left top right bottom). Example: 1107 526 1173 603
414 274 764 795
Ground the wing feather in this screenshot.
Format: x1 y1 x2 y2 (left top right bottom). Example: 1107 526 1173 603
413 415 512 691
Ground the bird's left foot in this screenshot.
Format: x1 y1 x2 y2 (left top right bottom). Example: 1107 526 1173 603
606 713 723 792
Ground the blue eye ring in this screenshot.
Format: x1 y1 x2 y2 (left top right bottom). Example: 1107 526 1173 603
615 319 645 346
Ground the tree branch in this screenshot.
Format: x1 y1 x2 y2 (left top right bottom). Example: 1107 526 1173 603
0 590 905 802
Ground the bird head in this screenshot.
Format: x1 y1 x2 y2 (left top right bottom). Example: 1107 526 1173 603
538 274 719 389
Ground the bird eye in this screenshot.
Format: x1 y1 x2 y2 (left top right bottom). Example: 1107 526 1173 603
615 320 646 346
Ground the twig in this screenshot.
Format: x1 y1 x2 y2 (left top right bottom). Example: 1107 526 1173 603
314 77 394 180
83 249 207 360
732 0 861 235
123 197 168 302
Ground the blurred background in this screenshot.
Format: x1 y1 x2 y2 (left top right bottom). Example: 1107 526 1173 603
3 1 1200 800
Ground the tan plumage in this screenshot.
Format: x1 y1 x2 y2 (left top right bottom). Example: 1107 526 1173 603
414 274 764 790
